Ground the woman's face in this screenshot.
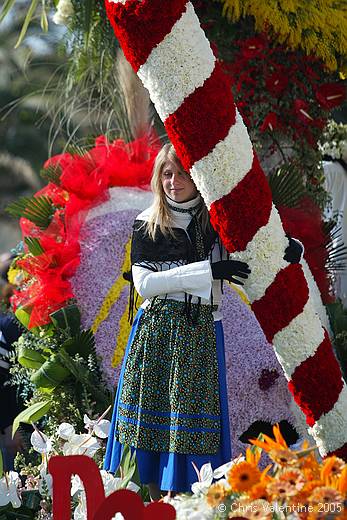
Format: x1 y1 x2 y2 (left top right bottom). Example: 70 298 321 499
161 159 198 203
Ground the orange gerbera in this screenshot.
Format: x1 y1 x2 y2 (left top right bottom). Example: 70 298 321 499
309 486 343 508
206 482 227 507
247 482 269 501
227 461 261 492
279 469 306 491
321 456 346 482
267 479 298 499
268 448 299 467
337 466 347 495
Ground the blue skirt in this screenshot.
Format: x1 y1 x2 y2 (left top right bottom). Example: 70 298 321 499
104 307 231 492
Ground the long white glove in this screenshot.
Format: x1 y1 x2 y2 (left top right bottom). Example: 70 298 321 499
132 260 212 300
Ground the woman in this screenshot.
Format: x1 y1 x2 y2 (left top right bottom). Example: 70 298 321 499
104 143 250 496
0 254 24 470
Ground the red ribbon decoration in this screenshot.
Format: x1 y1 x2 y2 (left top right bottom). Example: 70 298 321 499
48 455 176 520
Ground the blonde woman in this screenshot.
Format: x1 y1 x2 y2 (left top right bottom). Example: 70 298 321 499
104 143 251 497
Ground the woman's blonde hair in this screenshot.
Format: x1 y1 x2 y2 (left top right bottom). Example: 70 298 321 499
145 144 210 240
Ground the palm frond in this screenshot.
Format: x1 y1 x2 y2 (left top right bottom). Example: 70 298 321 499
323 223 347 274
268 164 306 208
6 195 54 229
40 163 62 185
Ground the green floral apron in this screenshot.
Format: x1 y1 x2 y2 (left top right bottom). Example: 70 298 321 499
116 298 221 454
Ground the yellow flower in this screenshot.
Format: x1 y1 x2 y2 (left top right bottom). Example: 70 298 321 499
220 0 347 71
206 482 227 508
227 461 261 492
229 498 272 519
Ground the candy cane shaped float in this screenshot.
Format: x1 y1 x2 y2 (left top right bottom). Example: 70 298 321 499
105 0 347 458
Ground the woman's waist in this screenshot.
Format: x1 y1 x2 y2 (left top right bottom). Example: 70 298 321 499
140 294 222 320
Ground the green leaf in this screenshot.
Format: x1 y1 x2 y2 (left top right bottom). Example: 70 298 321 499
12 400 52 436
15 0 40 48
17 346 46 369
116 445 140 488
31 354 70 389
15 308 41 335
24 237 44 256
15 308 31 329
0 0 16 23
21 490 42 510
62 329 94 358
50 305 81 335
6 196 54 230
40 1 48 32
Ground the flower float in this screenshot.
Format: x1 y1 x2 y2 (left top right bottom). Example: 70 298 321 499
166 424 347 519
104 0 347 458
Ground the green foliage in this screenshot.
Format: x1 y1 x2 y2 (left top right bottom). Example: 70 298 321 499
326 300 347 382
50 304 81 336
24 238 44 257
12 400 52 436
40 163 62 185
116 444 141 490
6 196 54 229
268 164 306 208
0 0 50 48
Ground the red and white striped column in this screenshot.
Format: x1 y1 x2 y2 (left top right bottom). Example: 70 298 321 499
105 0 347 459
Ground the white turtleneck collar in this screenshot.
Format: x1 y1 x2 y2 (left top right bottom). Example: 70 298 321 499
165 194 202 211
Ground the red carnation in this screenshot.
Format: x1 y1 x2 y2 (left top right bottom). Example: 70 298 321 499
265 72 288 97
260 112 278 132
316 83 346 110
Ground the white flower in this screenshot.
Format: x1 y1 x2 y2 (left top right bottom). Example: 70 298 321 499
340 139 347 163
53 0 74 25
191 462 213 495
84 414 111 439
0 472 21 508
213 456 244 480
166 494 214 520
62 434 100 457
38 468 53 496
57 422 75 441
30 430 52 454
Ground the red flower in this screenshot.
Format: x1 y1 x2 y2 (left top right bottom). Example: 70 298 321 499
293 99 314 124
35 183 69 208
260 112 278 132
241 35 267 59
315 83 346 110
44 152 73 172
60 156 110 202
265 72 288 97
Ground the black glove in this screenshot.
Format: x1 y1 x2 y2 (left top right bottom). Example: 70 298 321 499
123 270 133 283
284 236 304 264
211 260 251 285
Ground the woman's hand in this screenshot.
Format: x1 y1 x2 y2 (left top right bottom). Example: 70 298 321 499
284 237 304 264
211 260 251 285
